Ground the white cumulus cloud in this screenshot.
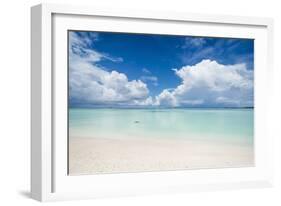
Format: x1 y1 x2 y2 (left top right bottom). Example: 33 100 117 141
69 32 149 106
69 32 253 108
154 59 253 107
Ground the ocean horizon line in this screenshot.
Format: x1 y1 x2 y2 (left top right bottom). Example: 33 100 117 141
69 106 254 110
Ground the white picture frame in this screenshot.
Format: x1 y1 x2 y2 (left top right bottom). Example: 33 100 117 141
31 3 274 202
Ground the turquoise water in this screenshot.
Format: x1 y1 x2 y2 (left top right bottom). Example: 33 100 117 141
69 108 253 145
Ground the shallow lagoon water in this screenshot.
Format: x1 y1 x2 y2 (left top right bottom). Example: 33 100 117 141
69 108 253 145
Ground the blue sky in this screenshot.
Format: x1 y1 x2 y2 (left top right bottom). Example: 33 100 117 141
69 31 254 108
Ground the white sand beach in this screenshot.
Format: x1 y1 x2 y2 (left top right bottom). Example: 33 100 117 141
69 136 254 175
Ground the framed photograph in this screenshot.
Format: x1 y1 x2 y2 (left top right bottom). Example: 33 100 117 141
31 3 274 201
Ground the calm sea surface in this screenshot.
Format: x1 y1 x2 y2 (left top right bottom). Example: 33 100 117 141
69 108 253 145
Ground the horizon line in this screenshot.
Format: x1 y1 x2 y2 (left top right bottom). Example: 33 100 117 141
69 106 254 109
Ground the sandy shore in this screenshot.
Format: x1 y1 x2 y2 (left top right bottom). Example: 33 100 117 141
69 136 254 175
